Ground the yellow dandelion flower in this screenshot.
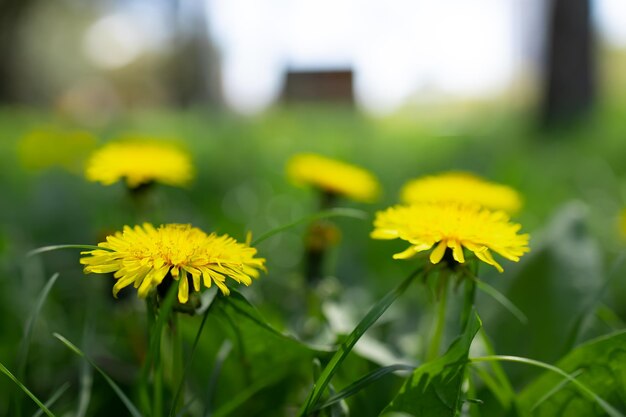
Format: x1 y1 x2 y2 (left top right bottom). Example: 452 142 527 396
286 153 380 202
17 128 97 173
85 140 193 188
371 203 529 272
80 223 266 303
619 209 626 238
401 172 522 213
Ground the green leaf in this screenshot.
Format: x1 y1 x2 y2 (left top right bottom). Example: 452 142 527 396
530 369 583 411
380 310 482 417
216 290 331 380
204 290 330 417
53 333 143 417
168 289 218 417
210 370 290 417
487 202 605 380
473 355 622 417
469 329 518 410
299 267 424 416
251 207 367 246
312 364 416 413
0 361 56 417
517 331 626 416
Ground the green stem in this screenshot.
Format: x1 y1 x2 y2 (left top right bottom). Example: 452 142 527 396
139 298 156 415
426 271 449 361
154 354 163 417
460 262 478 330
170 314 183 415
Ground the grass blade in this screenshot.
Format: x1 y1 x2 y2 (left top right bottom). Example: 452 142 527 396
298 267 425 416
32 382 70 417
13 272 60 417
17 273 60 380
470 355 624 417
27 244 113 257
169 290 219 417
176 398 197 417
311 364 415 412
203 340 233 417
75 357 93 417
474 278 528 324
210 370 288 417
475 329 517 407
251 207 367 246
531 369 584 411
138 282 180 417
53 333 143 417
0 361 56 417
564 252 626 351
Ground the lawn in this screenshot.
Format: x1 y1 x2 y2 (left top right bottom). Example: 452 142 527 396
2 99 626 416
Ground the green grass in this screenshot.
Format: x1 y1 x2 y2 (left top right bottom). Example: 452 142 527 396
3 98 626 416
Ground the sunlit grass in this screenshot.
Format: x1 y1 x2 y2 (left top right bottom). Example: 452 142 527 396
3 100 626 416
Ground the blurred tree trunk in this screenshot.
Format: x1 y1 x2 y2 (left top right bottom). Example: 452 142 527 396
0 0 38 103
541 0 595 126
166 0 222 107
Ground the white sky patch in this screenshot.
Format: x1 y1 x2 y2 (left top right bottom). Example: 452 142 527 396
83 2 173 70
205 0 621 114
595 0 626 46
83 14 147 69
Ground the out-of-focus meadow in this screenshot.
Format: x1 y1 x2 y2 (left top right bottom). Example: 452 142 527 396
4 1 626 417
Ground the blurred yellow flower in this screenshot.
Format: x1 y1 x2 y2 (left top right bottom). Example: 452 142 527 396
286 153 380 202
17 129 97 173
401 172 522 213
620 209 626 238
80 223 266 303
85 140 193 188
371 203 529 272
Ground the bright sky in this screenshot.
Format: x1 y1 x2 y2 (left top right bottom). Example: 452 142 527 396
83 0 626 114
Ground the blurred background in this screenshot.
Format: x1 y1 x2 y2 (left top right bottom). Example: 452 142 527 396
0 0 625 116
4 0 626 416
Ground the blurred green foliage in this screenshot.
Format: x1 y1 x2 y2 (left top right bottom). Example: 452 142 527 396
2 100 626 416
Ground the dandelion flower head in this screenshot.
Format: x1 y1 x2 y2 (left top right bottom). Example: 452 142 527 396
80 223 266 303
18 128 97 173
371 203 529 272
85 140 194 188
286 153 380 202
619 208 626 238
401 172 522 213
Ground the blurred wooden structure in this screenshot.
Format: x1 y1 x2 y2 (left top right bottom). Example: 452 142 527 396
282 70 354 103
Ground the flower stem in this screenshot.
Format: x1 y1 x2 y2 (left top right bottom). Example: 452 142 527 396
461 262 478 330
139 297 157 415
169 313 183 415
426 271 449 361
153 357 163 417
304 191 339 286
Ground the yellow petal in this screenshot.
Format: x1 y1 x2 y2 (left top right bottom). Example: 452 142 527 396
449 240 465 263
473 248 504 273
178 275 189 303
429 240 447 264
393 246 418 260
